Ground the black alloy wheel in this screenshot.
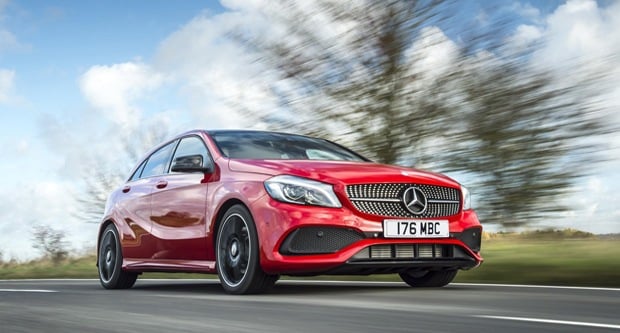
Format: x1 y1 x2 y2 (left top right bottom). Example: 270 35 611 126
98 224 137 289
216 204 278 294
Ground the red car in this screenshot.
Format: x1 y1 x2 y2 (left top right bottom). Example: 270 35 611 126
97 130 483 294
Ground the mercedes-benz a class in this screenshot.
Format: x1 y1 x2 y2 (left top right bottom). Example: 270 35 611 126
97 130 483 294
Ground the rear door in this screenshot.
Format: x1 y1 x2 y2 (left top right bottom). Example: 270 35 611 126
118 140 177 259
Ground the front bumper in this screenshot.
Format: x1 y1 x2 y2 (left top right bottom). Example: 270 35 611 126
250 197 483 275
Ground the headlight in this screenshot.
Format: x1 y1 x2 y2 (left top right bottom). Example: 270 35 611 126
461 185 472 210
264 175 342 208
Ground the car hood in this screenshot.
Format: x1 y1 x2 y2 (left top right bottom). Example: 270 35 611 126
227 159 460 187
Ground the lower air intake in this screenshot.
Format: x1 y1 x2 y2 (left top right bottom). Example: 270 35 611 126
352 244 457 260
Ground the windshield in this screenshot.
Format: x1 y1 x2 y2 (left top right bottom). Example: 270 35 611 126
210 131 367 162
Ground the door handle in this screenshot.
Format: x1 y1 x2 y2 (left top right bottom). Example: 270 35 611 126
122 186 131 193
156 180 168 189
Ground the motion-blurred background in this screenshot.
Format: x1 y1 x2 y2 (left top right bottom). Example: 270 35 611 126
0 0 618 284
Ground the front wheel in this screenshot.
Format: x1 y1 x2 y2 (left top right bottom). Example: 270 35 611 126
216 205 278 294
98 224 138 289
399 269 457 288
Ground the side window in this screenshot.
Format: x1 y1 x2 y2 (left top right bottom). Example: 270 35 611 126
128 160 147 181
171 136 212 170
141 141 177 178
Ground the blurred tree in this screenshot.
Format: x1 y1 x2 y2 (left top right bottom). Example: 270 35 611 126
233 0 611 227
76 164 126 225
440 57 607 227
75 122 171 224
32 225 69 264
236 0 453 164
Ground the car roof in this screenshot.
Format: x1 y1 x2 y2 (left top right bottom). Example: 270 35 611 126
204 129 313 137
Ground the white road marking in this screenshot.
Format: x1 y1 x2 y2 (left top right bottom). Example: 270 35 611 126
285 281 620 292
476 315 620 330
0 279 97 281
453 282 620 292
0 289 57 293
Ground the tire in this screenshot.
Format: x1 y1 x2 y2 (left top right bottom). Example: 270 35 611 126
399 269 457 288
98 224 138 289
216 205 278 294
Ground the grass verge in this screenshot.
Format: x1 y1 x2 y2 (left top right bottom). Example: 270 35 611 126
455 238 620 287
1 238 618 287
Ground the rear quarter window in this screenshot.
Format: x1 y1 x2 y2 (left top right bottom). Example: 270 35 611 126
128 160 147 181
140 141 177 178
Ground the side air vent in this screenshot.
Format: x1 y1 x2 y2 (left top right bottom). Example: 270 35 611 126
280 227 364 255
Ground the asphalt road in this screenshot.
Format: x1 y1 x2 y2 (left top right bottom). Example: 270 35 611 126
0 279 619 333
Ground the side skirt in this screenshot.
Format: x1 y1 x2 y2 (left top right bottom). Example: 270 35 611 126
123 259 216 274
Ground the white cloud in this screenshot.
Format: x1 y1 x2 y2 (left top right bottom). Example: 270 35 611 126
154 1 377 131
220 0 266 11
15 138 29 154
407 26 459 80
79 62 164 128
0 0 26 54
508 24 544 50
154 11 277 129
0 29 19 52
511 2 542 23
509 0 620 234
0 68 15 104
534 0 620 150
537 0 618 64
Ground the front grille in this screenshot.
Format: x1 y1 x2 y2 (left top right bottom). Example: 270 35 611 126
346 183 460 218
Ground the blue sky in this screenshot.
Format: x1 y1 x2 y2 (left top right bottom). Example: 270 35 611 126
1 1 221 136
0 0 619 260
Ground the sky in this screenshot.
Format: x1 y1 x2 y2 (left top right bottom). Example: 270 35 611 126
0 0 619 260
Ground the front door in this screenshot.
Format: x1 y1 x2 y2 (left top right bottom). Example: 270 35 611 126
149 136 212 260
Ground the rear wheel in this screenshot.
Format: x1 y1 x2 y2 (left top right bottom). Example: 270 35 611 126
98 224 138 289
216 205 278 294
399 269 457 288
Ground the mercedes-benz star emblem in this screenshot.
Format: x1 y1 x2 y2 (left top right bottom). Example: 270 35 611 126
402 187 428 215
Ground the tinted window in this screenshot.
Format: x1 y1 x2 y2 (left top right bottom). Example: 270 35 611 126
171 136 211 169
211 132 366 161
141 141 177 178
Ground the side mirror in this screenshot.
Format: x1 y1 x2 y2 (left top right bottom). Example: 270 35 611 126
171 154 213 173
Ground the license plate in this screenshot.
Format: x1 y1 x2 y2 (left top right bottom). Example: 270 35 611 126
383 220 449 238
